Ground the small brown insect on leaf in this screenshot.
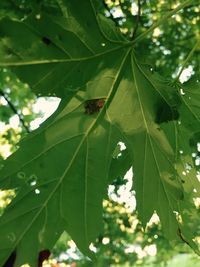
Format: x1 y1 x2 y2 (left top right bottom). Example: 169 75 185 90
84 98 106 115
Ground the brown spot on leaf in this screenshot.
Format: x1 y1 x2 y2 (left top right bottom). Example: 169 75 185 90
38 249 51 267
42 37 51 45
84 98 106 115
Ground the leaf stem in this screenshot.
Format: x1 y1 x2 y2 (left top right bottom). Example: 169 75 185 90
174 38 200 82
132 0 194 44
0 90 30 133
131 0 141 40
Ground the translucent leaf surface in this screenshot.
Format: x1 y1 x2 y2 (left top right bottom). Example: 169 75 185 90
0 0 199 265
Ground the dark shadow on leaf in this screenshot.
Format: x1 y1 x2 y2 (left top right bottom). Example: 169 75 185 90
42 36 51 45
155 101 179 124
3 251 16 267
189 132 200 147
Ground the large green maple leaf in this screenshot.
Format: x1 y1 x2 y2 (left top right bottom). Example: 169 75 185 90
0 0 199 265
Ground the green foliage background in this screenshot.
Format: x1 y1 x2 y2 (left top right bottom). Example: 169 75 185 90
0 0 200 266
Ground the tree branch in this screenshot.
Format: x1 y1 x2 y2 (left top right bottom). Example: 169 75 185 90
132 0 194 44
0 90 30 133
131 0 141 40
175 38 200 82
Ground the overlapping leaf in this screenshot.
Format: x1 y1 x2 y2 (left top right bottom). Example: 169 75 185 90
107 54 188 239
0 0 199 265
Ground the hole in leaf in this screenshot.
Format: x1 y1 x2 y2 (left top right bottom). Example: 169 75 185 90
27 174 38 186
35 188 40 194
179 88 185 95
